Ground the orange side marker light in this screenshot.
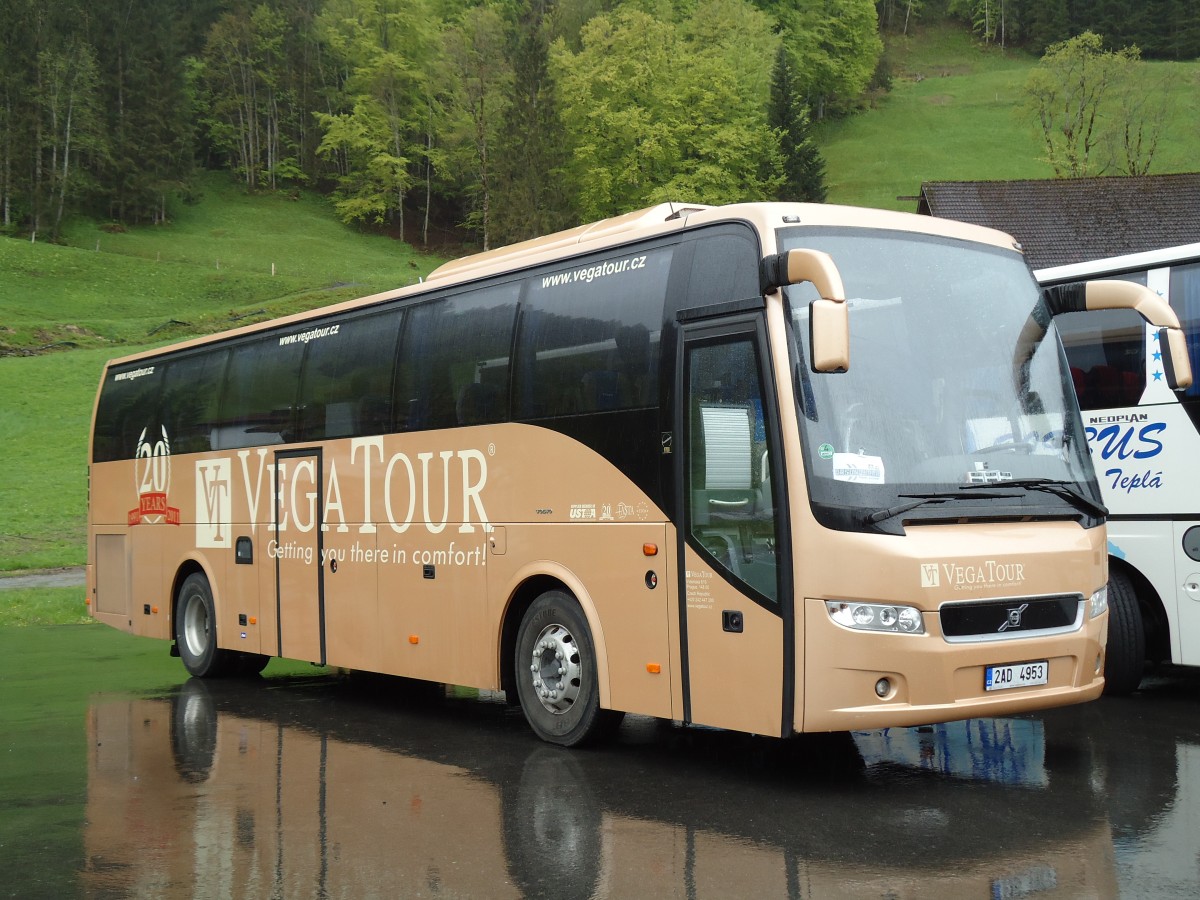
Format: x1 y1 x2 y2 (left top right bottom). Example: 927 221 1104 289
646 663 661 674
409 634 420 645
643 543 658 557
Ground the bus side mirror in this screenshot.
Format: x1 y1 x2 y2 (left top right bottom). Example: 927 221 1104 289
1044 280 1194 390
761 248 849 373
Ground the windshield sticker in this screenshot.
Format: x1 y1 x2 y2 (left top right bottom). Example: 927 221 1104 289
831 452 885 484
817 442 835 460
966 462 1013 484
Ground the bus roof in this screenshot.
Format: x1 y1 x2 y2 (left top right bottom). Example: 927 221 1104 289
1036 242 1200 283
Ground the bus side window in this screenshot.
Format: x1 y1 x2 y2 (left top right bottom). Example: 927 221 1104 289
215 337 304 449
1170 261 1200 400
397 285 518 432
93 368 164 462
297 309 400 441
162 350 227 454
515 248 671 420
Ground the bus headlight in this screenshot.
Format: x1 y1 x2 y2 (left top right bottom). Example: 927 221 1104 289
1089 586 1108 618
826 601 925 635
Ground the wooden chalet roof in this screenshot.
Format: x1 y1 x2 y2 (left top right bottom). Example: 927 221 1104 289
916 173 1200 270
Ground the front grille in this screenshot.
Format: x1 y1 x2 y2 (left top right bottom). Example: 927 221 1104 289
940 595 1082 640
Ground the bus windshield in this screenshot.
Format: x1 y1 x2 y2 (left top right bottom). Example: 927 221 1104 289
781 227 1100 532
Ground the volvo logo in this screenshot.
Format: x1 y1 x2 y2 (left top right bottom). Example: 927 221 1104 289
997 602 1030 632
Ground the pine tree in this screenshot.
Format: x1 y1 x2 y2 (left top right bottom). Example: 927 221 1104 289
89 0 194 223
768 45 827 203
491 0 575 245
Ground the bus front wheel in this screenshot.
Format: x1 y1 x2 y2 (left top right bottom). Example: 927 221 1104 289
1104 568 1146 696
514 591 623 747
175 573 236 678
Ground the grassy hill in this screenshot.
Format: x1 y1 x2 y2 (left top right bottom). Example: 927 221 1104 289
3 174 439 354
820 23 1200 210
1 174 447 572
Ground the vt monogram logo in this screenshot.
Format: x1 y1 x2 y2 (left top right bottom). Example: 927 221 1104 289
920 563 940 588
196 459 231 548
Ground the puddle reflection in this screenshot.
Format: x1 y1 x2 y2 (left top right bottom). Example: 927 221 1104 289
83 677 1123 898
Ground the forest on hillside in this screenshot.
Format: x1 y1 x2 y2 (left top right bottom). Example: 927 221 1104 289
2 0 1197 250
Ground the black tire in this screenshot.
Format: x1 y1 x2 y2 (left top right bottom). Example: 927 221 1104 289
1104 568 1145 695
175 572 237 678
514 590 624 747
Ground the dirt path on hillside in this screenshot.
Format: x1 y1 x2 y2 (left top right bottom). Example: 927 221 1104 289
0 567 85 589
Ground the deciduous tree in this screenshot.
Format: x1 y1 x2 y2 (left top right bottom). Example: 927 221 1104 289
1022 31 1141 177
316 0 438 237
551 0 781 220
779 0 882 120
440 3 512 249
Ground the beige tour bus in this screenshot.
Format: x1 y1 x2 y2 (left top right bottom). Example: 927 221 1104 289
86 201 1193 746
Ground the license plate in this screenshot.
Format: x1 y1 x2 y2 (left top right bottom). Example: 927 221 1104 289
985 660 1048 691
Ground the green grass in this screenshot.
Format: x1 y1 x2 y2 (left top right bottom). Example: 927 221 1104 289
0 587 91 626
0 347 122 570
821 22 1200 210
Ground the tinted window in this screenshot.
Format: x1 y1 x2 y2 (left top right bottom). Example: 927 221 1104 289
516 247 672 418
1170 261 1200 400
685 232 760 308
215 331 306 449
161 350 228 455
298 309 401 440
1057 273 1148 411
93 364 164 462
397 283 519 430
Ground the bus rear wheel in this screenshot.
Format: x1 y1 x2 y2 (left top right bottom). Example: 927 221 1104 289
175 573 237 678
514 591 623 747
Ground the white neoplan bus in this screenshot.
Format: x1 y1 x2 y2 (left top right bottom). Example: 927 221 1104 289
1039 244 1200 692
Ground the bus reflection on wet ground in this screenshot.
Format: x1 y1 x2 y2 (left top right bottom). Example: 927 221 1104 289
76 668 1200 899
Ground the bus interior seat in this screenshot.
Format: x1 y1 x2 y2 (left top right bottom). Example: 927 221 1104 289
1085 364 1141 409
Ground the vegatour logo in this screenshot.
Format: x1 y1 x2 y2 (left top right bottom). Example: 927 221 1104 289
192 437 493 550
921 559 1026 591
129 426 180 527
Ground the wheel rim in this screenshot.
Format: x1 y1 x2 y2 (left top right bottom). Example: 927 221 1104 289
183 592 210 658
528 622 583 715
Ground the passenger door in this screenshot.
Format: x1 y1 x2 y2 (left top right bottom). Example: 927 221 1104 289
274 448 325 665
676 317 790 736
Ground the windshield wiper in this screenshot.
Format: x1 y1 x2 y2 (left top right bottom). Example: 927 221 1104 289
865 490 1014 525
957 478 1108 518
